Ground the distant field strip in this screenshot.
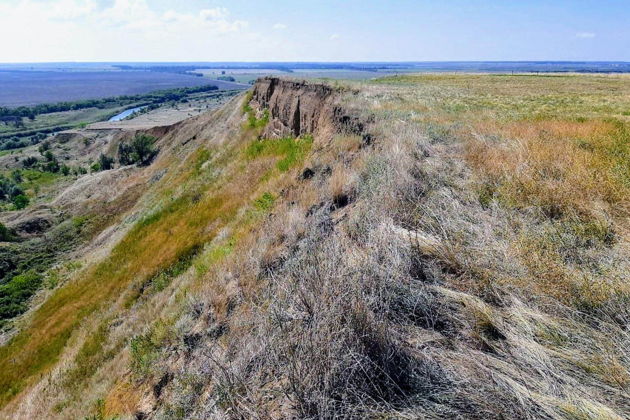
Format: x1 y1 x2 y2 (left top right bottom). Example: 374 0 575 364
0 71 246 107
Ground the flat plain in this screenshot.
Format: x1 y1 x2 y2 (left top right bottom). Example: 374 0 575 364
0 70 246 107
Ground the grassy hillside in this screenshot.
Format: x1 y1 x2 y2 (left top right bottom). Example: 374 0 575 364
1 74 629 419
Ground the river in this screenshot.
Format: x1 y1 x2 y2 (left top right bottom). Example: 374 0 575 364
108 106 147 122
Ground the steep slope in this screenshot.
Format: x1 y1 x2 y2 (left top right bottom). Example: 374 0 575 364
1 75 629 420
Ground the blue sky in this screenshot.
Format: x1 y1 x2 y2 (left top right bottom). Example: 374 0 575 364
0 0 628 62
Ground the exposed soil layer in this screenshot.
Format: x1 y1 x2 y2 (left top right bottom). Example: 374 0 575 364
251 77 368 139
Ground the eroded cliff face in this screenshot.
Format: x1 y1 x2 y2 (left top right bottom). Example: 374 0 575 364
251 77 368 140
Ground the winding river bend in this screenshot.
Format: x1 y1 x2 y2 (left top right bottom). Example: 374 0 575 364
108 105 147 122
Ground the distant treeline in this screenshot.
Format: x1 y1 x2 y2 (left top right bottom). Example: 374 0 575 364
114 64 295 74
0 84 219 118
114 65 204 76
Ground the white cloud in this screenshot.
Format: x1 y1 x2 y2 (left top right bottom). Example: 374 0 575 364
576 32 596 39
98 2 246 34
200 7 229 21
50 0 97 20
273 23 287 30
0 0 259 61
329 33 340 41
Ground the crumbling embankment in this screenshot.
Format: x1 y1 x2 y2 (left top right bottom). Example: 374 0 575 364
250 77 369 140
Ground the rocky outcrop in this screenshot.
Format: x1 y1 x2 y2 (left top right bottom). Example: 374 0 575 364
251 77 369 139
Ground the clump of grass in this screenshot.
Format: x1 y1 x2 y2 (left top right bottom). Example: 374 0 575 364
129 334 160 377
241 90 269 129
130 319 176 378
254 192 275 211
63 320 122 394
194 148 211 173
124 244 201 308
83 398 118 420
193 239 235 276
247 109 269 129
241 90 254 114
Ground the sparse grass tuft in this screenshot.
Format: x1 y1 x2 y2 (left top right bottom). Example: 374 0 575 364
254 192 275 211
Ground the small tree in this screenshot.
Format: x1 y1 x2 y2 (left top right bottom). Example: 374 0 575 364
10 169 22 183
0 222 14 241
132 134 158 166
118 134 158 166
44 150 55 162
12 194 29 210
8 184 24 199
98 154 114 170
38 141 50 155
22 156 38 168
42 159 60 173
0 176 9 200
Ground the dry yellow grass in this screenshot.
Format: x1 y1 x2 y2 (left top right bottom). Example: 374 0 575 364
466 119 629 219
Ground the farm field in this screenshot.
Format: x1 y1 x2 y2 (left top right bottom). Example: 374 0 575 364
0 70 246 107
194 68 393 83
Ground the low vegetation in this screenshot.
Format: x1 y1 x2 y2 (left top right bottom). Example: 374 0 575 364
0 85 219 121
0 217 91 329
0 85 223 150
118 134 159 167
0 223 14 242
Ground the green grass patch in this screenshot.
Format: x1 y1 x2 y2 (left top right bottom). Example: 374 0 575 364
124 245 201 308
254 192 275 211
194 239 235 276
195 148 212 173
18 168 64 192
241 90 269 129
0 271 42 327
246 135 313 172
130 320 175 378
241 90 254 114
247 109 269 129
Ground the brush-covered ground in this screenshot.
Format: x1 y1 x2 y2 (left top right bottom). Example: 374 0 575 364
0 73 629 419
